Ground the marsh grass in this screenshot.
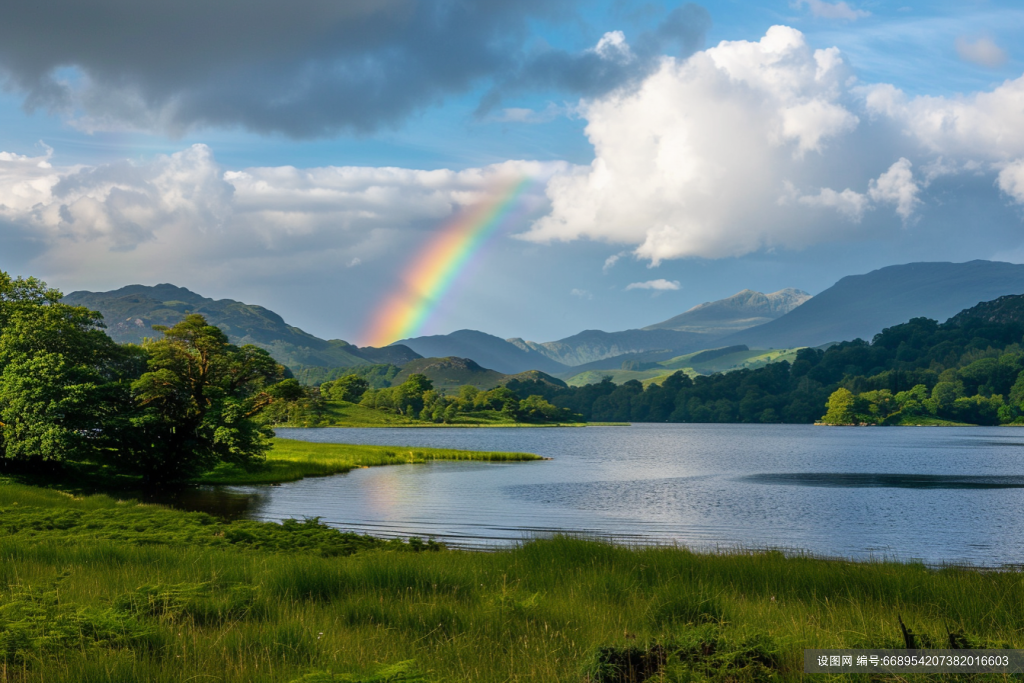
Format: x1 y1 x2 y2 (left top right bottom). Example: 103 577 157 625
3 479 1024 682
197 438 544 485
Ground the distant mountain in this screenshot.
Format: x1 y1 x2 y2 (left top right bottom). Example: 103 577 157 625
395 330 567 375
644 288 811 335
391 357 567 391
508 328 710 367
63 284 420 370
718 261 1024 349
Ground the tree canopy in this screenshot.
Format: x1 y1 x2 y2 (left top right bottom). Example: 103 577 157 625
0 271 288 484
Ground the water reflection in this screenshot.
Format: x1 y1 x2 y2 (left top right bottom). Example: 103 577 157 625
741 473 1024 489
145 486 265 519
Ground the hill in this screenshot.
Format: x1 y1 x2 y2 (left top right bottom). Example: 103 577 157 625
390 357 568 392
394 330 567 375
946 294 1024 327
717 260 1024 349
63 284 420 370
508 328 710 367
644 288 810 335
562 345 803 386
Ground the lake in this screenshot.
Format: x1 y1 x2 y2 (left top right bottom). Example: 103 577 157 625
197 424 1024 567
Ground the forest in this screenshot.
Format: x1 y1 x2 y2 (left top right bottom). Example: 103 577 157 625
460 299 1024 426
256 295 1024 428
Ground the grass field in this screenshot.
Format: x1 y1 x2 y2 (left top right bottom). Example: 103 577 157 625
1 478 1023 682
197 438 544 485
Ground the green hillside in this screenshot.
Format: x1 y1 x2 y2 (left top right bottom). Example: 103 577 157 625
63 284 420 371
392 357 508 390
661 346 803 373
391 357 568 392
565 346 803 386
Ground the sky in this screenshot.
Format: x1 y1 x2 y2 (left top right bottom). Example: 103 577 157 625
2 0 1024 347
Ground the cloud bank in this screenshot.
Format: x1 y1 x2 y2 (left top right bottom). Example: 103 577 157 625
4 24 1024 300
0 0 714 138
0 144 566 288
520 25 1024 263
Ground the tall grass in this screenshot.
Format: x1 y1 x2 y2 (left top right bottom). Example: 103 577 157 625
3 478 1024 682
197 438 544 485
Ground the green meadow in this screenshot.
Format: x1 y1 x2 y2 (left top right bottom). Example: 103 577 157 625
2 475 1024 683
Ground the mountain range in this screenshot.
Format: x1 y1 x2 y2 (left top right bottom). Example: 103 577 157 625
717 260 1024 349
643 288 810 335
63 284 420 370
64 260 1024 385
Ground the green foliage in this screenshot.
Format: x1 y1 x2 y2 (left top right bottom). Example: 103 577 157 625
296 364 401 389
121 314 283 482
322 375 370 402
522 314 1024 424
0 273 141 467
0 574 159 665
820 388 856 425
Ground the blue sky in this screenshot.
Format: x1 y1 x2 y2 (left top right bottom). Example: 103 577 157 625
2 0 1024 345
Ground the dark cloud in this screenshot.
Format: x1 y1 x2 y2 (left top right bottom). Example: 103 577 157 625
477 3 711 117
0 0 579 137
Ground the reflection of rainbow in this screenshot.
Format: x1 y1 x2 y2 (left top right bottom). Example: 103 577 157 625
362 177 532 348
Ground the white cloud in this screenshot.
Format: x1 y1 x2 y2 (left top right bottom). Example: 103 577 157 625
868 158 920 221
626 279 680 291
593 31 635 62
955 37 1008 68
793 0 869 21
997 160 1024 204
0 143 569 289
602 251 628 272
522 26 875 264
570 288 593 299
796 186 870 221
518 25 1024 264
863 77 1024 160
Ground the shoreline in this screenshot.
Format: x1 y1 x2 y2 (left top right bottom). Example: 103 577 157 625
195 437 548 485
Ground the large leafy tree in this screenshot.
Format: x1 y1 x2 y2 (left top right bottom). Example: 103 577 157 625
123 314 282 482
0 273 138 468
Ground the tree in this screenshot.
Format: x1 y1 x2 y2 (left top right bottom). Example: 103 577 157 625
323 375 369 403
821 388 856 425
123 314 282 483
0 273 139 469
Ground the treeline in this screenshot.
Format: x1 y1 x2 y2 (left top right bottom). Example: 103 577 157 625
496 311 1024 424
0 273 291 483
291 363 400 388
263 371 577 425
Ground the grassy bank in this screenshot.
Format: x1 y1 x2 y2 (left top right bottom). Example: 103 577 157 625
1 479 1023 682
197 438 544 485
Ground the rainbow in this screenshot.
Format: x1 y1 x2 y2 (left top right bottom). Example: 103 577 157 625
362 177 532 348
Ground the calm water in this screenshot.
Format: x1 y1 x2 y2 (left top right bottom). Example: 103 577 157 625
202 424 1024 566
